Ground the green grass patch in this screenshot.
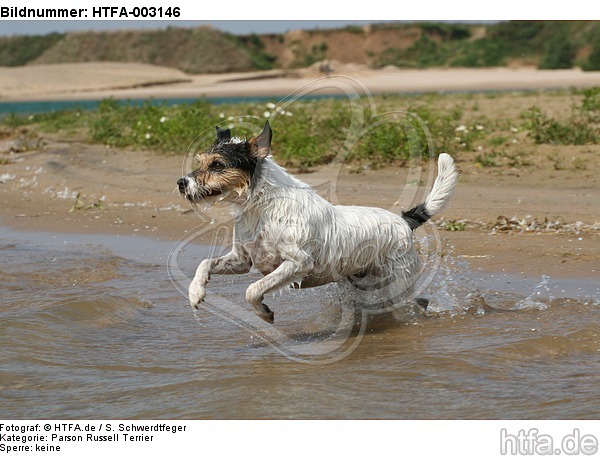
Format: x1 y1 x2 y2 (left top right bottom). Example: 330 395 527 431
475 151 499 167
489 136 508 147
521 105 598 146
444 220 467 231
3 88 599 168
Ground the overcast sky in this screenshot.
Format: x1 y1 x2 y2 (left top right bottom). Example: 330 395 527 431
0 20 399 37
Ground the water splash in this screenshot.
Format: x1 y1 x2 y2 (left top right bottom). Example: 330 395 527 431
417 240 485 315
512 274 552 310
414 240 568 316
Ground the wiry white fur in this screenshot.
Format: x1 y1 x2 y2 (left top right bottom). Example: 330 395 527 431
423 153 457 217
229 136 245 144
189 153 457 323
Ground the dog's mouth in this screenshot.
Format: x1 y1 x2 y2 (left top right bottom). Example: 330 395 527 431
184 187 236 206
178 177 247 206
183 188 221 202
201 188 223 199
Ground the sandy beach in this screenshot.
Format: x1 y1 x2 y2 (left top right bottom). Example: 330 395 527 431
0 63 598 281
1 62 600 101
0 135 598 280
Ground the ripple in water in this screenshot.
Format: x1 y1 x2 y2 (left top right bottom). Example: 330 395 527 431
1 227 599 419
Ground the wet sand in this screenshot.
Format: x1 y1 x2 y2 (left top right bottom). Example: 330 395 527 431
0 136 598 280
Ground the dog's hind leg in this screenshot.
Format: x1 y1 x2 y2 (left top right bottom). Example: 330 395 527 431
245 259 309 323
189 247 251 309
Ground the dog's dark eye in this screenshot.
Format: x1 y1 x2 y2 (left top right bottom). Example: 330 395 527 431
209 161 226 172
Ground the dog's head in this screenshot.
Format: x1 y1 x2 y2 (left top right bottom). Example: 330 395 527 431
177 122 272 204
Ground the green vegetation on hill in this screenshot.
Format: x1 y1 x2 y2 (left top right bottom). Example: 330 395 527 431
1 21 600 73
0 32 64 66
0 27 276 74
30 27 264 73
233 33 278 70
375 21 600 69
583 31 600 71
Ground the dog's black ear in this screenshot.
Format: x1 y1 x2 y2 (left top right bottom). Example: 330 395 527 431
252 121 272 159
216 126 231 142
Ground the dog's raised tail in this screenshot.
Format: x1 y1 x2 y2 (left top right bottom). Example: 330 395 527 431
403 153 457 230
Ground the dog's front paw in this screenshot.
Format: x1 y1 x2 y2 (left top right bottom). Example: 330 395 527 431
188 280 206 310
188 260 211 309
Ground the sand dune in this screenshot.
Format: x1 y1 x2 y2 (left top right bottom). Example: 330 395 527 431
0 62 190 100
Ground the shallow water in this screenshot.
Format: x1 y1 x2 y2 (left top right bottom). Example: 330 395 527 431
0 93 347 116
1 226 599 419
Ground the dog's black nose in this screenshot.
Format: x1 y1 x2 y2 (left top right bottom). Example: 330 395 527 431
177 178 187 193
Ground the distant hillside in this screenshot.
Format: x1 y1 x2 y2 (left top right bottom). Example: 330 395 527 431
1 21 599 73
30 27 262 73
0 32 64 66
261 21 600 70
0 27 265 74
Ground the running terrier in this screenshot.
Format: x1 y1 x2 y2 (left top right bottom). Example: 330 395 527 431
177 122 457 323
